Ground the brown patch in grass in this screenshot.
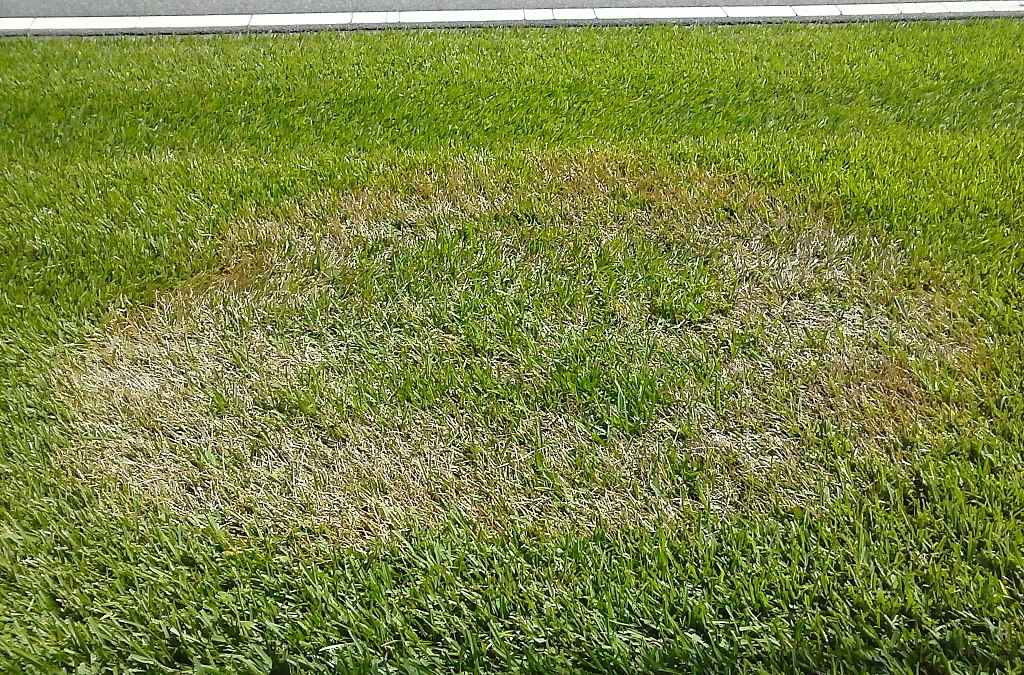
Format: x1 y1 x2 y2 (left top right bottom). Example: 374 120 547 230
54 154 983 544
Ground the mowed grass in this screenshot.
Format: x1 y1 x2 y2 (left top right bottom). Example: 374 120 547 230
1 21 1023 673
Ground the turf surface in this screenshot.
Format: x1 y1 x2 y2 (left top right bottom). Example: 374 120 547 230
1 21 1023 673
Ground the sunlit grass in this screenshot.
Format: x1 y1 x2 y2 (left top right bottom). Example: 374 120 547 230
1 22 1023 673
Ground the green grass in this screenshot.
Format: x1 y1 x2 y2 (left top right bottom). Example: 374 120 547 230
1 21 1023 673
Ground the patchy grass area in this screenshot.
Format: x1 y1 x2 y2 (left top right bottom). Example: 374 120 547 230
2 21 1024 672
59 156 979 542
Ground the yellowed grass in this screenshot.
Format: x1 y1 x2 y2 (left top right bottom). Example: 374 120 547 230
54 155 982 544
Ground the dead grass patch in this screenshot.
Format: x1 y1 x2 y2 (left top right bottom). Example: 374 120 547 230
54 154 984 543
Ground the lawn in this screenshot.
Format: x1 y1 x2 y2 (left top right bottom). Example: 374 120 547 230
1 20 1023 673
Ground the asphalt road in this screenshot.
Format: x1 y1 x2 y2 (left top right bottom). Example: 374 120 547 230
2 0 894 16
2 0 1021 33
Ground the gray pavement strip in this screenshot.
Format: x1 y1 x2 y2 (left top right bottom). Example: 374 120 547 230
2 0 1002 15
1 1 1022 34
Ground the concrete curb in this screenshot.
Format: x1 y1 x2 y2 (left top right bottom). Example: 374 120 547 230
1 1 1022 35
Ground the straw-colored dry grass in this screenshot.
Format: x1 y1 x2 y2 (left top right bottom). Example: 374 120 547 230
55 156 981 542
